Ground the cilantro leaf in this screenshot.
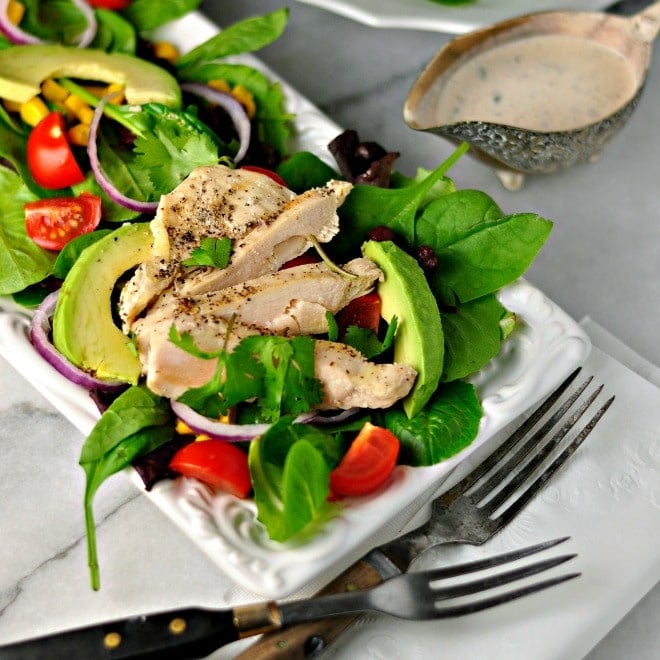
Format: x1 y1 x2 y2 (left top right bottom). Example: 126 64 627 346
183 237 232 269
170 328 323 422
237 335 323 422
343 316 398 359
132 105 220 193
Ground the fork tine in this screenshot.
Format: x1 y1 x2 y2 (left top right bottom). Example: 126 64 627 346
433 572 581 618
490 395 615 528
480 383 606 514
467 374 594 504
413 536 570 581
427 553 577 601
443 368 583 502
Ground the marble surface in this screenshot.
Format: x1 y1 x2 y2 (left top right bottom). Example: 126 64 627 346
0 1 658 658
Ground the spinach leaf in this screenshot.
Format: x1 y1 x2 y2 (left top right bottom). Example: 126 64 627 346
122 0 201 32
333 144 468 258
20 0 89 45
90 8 137 54
79 386 174 589
249 418 342 542
181 62 291 156
175 8 289 71
389 166 456 207
276 151 340 192
0 166 56 295
384 381 482 466
415 191 552 303
441 294 508 382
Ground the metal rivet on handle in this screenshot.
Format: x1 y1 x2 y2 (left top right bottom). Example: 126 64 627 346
103 631 122 649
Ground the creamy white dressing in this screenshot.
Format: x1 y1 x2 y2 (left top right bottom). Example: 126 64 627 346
432 34 638 131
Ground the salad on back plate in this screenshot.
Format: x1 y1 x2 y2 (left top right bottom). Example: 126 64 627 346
0 1 553 590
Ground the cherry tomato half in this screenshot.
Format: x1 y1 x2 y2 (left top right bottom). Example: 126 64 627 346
86 0 132 9
329 423 400 497
337 292 382 336
27 111 86 189
241 165 287 187
25 193 102 251
169 439 252 499
280 252 321 270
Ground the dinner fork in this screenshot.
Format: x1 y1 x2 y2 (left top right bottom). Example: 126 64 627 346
0 538 578 660
241 368 614 658
380 367 615 568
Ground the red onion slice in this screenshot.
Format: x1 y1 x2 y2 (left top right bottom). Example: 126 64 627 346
88 94 160 213
181 82 251 164
171 400 317 443
70 0 97 48
30 290 127 392
307 408 361 424
0 0 97 47
170 400 270 442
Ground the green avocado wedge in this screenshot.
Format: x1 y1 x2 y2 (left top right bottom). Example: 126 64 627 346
52 223 152 385
0 45 181 108
362 240 443 418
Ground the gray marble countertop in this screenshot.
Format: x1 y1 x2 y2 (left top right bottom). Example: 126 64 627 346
0 1 658 658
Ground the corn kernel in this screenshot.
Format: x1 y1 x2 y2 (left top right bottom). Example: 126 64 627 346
105 83 125 104
176 419 194 435
231 85 256 119
7 0 25 25
207 79 231 94
64 94 94 124
41 79 69 104
20 96 50 126
66 123 90 146
194 434 211 442
82 85 108 99
153 41 180 63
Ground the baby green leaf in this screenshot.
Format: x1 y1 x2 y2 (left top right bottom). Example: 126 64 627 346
183 237 232 269
385 380 482 466
79 386 174 589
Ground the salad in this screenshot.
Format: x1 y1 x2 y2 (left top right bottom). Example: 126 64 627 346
0 1 553 591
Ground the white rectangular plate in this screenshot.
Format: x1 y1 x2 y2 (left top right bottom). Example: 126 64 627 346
295 0 612 34
0 12 591 598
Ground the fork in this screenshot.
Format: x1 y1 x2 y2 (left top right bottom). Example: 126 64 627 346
0 538 578 660
240 368 614 658
380 367 615 568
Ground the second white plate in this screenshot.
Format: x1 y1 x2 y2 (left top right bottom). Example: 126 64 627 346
295 0 613 34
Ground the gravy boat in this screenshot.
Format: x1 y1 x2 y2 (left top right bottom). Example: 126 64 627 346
403 2 660 189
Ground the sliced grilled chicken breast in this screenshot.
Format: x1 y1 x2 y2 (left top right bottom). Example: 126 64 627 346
139 257 381 337
132 312 415 410
119 165 351 326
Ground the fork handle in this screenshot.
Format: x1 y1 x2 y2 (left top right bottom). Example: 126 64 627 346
234 559 386 659
0 608 239 659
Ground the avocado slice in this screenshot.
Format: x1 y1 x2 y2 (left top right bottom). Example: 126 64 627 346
362 240 444 418
53 223 152 385
0 45 181 108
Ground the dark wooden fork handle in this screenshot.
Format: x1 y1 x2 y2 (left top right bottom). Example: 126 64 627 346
235 559 384 659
